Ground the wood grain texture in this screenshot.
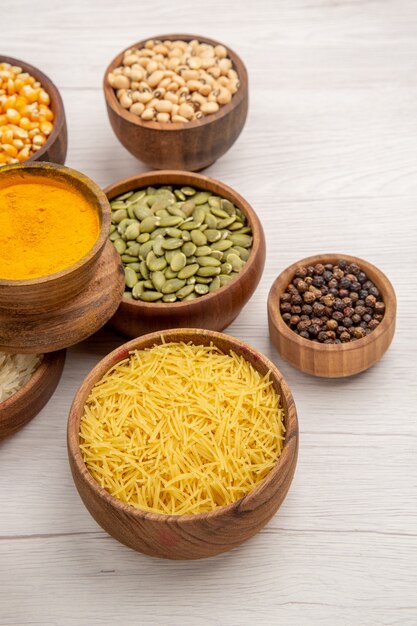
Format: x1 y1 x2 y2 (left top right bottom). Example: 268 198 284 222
1 0 417 624
0 242 124 353
106 170 265 337
67 329 298 559
0 55 67 165
268 253 397 377
0 350 66 439
104 34 248 171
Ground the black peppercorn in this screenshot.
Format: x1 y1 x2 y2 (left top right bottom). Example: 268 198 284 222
334 299 345 312
302 304 313 315
339 278 351 290
307 266 315 276
351 314 361 325
326 319 338 330
295 266 308 278
328 278 338 289
343 307 355 318
357 272 366 284
303 291 316 304
297 320 311 332
342 317 353 328
317 331 328 342
362 313 372 323
359 289 368 299
353 327 366 339
368 319 379 330
351 281 361 292
299 331 309 339
282 313 291 323
332 311 344 322
350 292 359 302
375 301 385 314
290 315 300 326
291 305 302 314
291 294 303 305
338 259 348 270
297 280 308 293
280 293 291 302
323 270 333 282
365 294 376 308
355 305 366 317
308 324 319 337
333 268 344 280
340 331 351 342
280 302 292 313
312 276 324 288
312 302 325 316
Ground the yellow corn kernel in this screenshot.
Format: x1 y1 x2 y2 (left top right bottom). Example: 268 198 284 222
19 116 31 130
32 134 46 147
40 120 53 135
1 129 13 143
0 153 9 164
12 138 24 150
6 108 20 124
38 90 50 105
17 146 30 161
2 143 18 157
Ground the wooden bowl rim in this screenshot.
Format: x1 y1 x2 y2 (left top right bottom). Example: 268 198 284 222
0 55 65 162
103 33 248 131
104 170 264 312
0 162 111 286
0 349 66 415
268 253 397 354
68 328 298 524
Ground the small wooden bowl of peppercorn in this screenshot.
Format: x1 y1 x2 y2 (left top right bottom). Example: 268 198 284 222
0 56 67 165
105 170 265 338
103 34 248 171
267 254 396 378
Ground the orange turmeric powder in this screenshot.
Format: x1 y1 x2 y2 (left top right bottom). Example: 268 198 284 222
0 174 99 280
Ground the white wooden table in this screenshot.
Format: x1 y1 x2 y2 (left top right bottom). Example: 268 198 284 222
1 1 416 624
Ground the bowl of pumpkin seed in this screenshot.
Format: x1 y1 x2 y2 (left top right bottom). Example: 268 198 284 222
105 170 265 337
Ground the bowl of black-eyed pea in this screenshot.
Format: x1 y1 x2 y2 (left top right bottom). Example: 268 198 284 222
103 34 248 171
105 170 265 338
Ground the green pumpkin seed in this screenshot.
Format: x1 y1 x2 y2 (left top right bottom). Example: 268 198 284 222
126 262 141 272
229 233 252 247
217 216 236 229
197 256 221 267
208 196 221 210
140 290 163 302
164 250 176 263
227 253 244 272
195 245 212 257
195 276 211 284
151 271 165 292
113 208 128 223
165 268 178 279
221 198 235 214
180 220 203 231
137 233 150 243
143 280 154 289
150 227 166 239
228 220 244 231
196 266 221 277
111 200 128 210
168 205 186 218
195 283 209 295
174 189 186 201
219 274 233 286
118 218 135 235
151 197 171 212
140 216 160 233
178 263 199 279
109 231 119 241
132 281 145 299
162 238 183 250
181 231 191 241
183 292 198 301
231 246 250 261
193 191 211 205
181 200 195 216
210 206 229 219
190 230 207 246
162 293 177 303
133 205 153 220
159 215 183 228
192 206 206 225
187 276 196 285
140 261 149 279
127 190 146 203
204 212 218 228
121 254 139 263
165 227 183 238
209 276 221 292
146 251 167 272
170 252 187 272
211 250 223 261
181 186 196 196
109 224 116 234
176 284 195 299
123 291 133 300
114 238 126 255
220 262 232 274
124 267 138 288
211 239 233 252
162 278 186 294
205 229 221 243
155 209 170 218
125 223 140 240
139 241 154 259
126 242 140 257
182 242 197 257
152 236 165 257
232 226 252 235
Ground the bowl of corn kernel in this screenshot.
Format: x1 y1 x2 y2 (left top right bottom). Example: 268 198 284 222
0 56 67 166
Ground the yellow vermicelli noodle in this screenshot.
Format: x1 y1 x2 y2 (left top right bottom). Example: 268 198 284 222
80 342 285 515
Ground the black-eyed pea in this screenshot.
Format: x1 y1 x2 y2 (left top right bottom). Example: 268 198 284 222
172 114 188 123
147 70 164 87
111 74 130 89
178 103 194 119
217 87 232 105
214 45 227 59
129 102 145 116
141 107 155 121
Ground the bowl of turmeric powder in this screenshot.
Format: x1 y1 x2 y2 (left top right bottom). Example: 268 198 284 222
0 56 67 166
0 162 124 352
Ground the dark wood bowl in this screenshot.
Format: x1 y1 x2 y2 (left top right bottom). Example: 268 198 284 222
1 56 67 165
103 34 248 171
0 349 66 440
105 170 265 338
67 329 298 559
268 254 397 378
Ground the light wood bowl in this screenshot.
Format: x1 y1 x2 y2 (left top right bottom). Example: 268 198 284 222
67 329 298 559
268 254 396 378
103 34 248 171
0 162 111 315
1 56 67 165
0 350 66 440
106 170 265 338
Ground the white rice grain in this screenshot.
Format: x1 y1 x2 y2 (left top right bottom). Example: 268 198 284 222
0 352 42 403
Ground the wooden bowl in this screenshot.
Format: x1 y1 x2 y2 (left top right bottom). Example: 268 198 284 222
67 329 298 559
0 350 66 440
105 170 265 338
0 162 111 315
268 254 396 378
103 34 248 171
1 56 67 165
